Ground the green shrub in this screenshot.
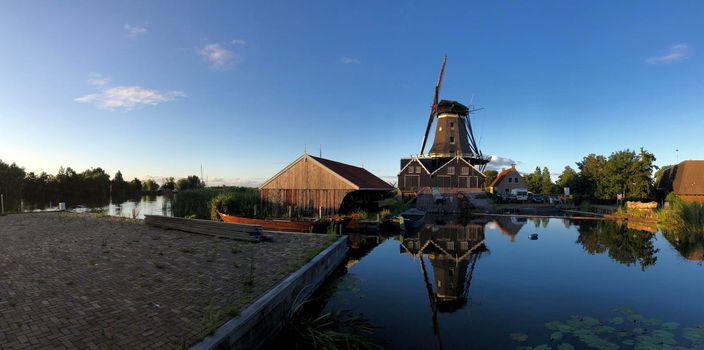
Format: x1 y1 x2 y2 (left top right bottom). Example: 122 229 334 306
658 193 704 233
172 187 259 220
210 190 260 220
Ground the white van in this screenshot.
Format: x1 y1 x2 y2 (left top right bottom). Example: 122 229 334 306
511 188 529 202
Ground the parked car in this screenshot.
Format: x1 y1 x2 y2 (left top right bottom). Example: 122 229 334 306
532 194 544 203
510 188 529 202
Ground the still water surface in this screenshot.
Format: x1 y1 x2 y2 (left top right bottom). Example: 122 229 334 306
317 216 704 349
23 195 172 219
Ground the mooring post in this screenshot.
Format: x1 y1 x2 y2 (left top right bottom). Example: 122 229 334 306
1 194 4 215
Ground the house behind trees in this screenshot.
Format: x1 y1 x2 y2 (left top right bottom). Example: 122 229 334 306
488 164 527 195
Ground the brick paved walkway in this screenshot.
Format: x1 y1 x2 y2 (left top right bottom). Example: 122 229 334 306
0 213 327 349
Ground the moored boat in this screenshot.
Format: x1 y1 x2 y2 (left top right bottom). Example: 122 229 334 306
400 208 426 230
216 211 328 233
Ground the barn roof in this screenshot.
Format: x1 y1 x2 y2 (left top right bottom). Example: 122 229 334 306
259 154 392 190
309 156 393 190
661 160 704 195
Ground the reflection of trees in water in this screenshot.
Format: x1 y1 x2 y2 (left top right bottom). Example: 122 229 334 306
662 229 704 262
531 217 550 229
575 220 659 270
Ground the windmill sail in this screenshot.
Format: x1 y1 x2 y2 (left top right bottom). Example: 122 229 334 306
419 55 446 155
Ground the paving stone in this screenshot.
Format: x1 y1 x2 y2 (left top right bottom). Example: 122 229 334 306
0 212 328 349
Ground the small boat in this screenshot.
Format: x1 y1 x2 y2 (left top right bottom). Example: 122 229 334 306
400 208 426 230
380 215 405 233
528 233 539 240
216 211 328 233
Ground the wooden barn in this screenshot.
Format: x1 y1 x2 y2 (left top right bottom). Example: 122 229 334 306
658 160 704 203
259 153 393 216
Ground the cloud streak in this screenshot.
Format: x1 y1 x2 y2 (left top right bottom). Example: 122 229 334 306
124 24 147 37
199 43 238 70
485 155 518 171
646 43 690 64
340 56 360 65
75 86 184 110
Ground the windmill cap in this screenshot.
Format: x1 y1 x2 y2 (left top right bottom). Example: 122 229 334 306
437 100 469 116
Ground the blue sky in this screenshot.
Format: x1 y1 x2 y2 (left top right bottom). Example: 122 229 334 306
1 1 702 185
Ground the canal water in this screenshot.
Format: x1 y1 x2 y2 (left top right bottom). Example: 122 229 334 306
295 216 704 350
22 195 172 219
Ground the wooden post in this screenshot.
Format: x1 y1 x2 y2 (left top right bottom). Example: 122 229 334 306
1 194 4 215
254 205 257 216
288 205 291 218
319 206 322 219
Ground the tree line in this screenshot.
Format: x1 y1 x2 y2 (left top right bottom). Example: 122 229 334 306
483 148 660 202
0 159 205 210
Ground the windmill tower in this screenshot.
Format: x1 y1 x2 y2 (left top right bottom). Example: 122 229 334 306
419 55 488 168
397 56 490 194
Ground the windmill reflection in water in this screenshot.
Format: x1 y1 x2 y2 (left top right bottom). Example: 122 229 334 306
399 217 488 349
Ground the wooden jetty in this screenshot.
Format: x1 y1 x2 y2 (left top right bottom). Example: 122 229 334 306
145 215 264 242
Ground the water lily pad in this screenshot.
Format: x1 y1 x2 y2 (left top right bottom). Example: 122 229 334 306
557 343 574 350
511 332 529 342
533 344 552 350
516 346 532 350
550 332 563 341
582 337 619 350
623 339 635 345
627 313 645 323
643 318 662 326
594 325 616 334
660 322 679 330
608 317 624 325
632 327 646 335
546 321 561 331
683 325 704 344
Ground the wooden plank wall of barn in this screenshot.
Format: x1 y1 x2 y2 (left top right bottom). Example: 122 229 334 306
260 156 356 215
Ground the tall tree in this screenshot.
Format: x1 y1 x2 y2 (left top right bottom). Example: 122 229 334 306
524 167 543 193
541 167 553 194
598 148 656 201
0 160 26 210
575 154 607 200
557 166 578 191
483 170 498 187
142 179 160 191
176 175 205 191
161 177 176 190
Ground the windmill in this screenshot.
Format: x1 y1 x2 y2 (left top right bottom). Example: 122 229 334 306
418 56 489 172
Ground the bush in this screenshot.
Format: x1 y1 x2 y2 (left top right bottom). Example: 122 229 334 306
172 187 259 220
658 193 704 233
210 190 260 220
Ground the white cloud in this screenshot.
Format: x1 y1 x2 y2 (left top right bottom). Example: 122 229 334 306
646 43 690 64
485 155 518 171
231 39 247 47
124 24 147 37
199 43 238 70
340 56 360 65
87 73 110 87
75 86 184 110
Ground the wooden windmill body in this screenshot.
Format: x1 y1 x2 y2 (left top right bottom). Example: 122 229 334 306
398 56 490 194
